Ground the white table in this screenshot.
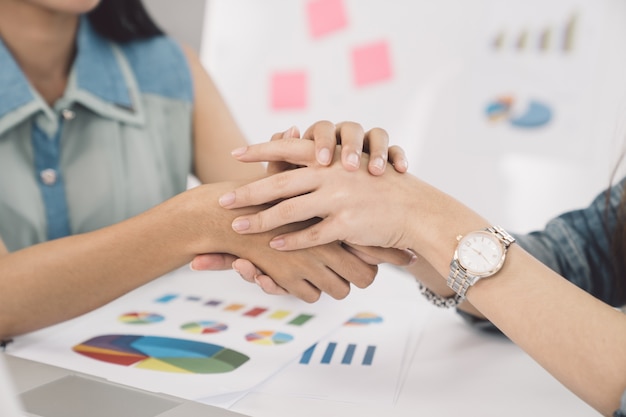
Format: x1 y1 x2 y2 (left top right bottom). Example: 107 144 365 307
7 265 599 417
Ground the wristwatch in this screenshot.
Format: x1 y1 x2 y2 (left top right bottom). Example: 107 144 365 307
446 226 515 300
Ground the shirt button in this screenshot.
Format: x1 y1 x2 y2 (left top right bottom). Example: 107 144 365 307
40 169 58 186
61 109 75 120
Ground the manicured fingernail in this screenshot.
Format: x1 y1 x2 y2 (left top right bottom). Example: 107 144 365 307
397 158 409 170
347 152 359 168
409 253 418 265
219 192 235 207
372 157 385 171
232 219 250 232
286 126 297 138
269 238 285 249
318 148 331 165
253 276 261 286
231 146 247 157
189 262 197 271
231 262 240 273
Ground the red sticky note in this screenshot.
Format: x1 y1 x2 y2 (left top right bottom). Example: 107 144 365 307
351 40 393 87
270 71 308 110
307 0 348 39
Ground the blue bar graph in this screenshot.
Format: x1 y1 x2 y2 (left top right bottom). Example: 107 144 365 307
321 342 337 364
155 294 178 303
362 345 376 365
341 344 356 364
299 344 316 364
298 342 377 366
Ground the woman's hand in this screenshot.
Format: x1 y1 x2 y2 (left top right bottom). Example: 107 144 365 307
216 244 416 296
218 139 422 251
191 121 410 291
184 184 379 302
268 121 408 175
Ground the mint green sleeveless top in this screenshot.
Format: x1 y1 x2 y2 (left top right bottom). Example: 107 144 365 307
0 18 193 252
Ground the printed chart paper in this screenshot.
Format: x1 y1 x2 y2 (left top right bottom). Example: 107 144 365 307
254 265 431 405
9 267 354 401
256 300 423 405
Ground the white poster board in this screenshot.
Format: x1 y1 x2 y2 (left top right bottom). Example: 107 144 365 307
201 0 626 232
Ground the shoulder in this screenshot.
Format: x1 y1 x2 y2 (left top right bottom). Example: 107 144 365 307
179 43 215 103
179 43 227 111
118 36 194 102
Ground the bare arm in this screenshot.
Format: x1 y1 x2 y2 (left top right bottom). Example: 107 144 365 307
182 46 264 183
0 183 235 339
0 181 377 340
218 140 626 416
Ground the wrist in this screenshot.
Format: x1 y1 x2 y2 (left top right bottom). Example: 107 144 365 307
164 182 245 257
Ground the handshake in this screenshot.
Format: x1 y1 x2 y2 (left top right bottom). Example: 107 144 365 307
188 124 416 303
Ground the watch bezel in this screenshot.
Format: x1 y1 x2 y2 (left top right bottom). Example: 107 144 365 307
447 226 516 300
454 230 507 278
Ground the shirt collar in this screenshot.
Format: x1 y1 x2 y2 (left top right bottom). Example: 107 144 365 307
72 16 133 109
0 16 144 137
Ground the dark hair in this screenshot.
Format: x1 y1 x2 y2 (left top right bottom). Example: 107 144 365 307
87 0 164 43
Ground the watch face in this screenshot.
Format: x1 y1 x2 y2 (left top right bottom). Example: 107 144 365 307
456 231 505 276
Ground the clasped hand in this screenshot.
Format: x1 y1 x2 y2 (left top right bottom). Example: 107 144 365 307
193 122 414 300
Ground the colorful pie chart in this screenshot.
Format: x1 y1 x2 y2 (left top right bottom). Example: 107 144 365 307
118 312 164 325
181 321 228 334
485 95 513 121
485 96 552 128
345 312 383 326
509 101 552 128
73 334 249 374
245 330 293 345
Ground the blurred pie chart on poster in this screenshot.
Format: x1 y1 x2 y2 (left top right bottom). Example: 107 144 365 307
485 95 553 128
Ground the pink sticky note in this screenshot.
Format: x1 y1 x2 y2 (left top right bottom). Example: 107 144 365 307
270 71 308 110
351 40 393 87
307 0 348 39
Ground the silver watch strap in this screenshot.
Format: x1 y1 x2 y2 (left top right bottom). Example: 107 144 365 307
446 259 473 300
417 282 464 308
487 225 516 247
446 226 515 300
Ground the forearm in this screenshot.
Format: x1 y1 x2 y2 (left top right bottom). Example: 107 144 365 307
209 141 626 414
469 246 626 416
0 183 235 339
405 195 626 416
183 44 265 184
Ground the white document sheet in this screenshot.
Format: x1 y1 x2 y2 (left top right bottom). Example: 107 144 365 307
253 265 431 405
9 267 355 401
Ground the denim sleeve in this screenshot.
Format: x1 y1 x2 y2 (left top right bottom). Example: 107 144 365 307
458 177 626 327
614 389 626 417
513 177 626 306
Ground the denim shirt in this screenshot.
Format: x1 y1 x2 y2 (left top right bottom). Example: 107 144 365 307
473 177 626 415
514 176 626 306
0 17 194 251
